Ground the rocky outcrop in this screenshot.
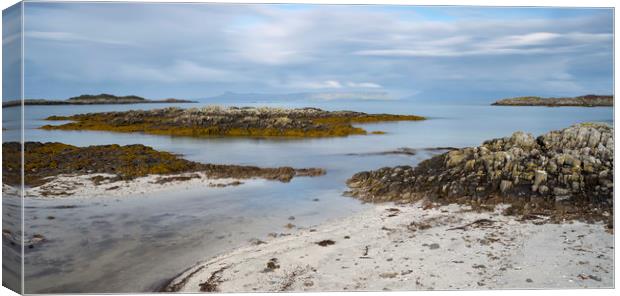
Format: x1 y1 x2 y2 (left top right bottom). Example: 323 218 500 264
2 142 325 187
40 106 425 138
2 93 196 108
492 95 613 107
345 123 613 221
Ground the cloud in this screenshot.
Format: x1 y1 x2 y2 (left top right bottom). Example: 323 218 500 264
346 82 382 88
116 60 240 83
354 31 612 57
308 92 392 101
26 30 136 46
282 80 382 90
21 3 613 100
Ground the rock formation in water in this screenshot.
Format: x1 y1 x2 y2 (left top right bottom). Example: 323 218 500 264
346 123 613 221
40 106 425 138
491 95 613 107
2 142 325 187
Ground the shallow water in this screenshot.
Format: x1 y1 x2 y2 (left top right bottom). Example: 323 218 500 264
2 100 613 293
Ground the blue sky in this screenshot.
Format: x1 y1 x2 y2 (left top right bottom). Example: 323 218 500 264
3 3 614 102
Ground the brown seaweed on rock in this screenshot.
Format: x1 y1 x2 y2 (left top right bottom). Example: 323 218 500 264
345 123 614 222
40 106 425 138
2 142 325 187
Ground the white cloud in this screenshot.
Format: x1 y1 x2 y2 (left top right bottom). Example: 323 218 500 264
290 80 343 89
281 80 382 90
346 82 382 88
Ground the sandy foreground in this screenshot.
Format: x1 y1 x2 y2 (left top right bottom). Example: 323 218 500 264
165 202 614 292
11 172 256 199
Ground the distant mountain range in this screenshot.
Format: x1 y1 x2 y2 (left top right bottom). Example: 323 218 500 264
2 93 196 108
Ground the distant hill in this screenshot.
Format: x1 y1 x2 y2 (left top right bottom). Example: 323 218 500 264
492 95 613 107
3 93 196 108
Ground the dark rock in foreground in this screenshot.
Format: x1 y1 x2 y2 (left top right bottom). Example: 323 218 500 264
345 123 613 221
2 93 196 108
492 95 612 107
2 142 324 187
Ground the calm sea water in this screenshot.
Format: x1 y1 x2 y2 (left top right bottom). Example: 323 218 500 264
2 100 613 292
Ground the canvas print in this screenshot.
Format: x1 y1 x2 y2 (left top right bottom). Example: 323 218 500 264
1 1 615 294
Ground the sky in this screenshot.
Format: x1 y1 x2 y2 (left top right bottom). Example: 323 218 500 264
2 2 614 102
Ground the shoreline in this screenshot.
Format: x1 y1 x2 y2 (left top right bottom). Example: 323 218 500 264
4 172 263 199
163 201 613 292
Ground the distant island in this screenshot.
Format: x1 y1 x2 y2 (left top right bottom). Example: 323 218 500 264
2 93 197 108
492 94 613 107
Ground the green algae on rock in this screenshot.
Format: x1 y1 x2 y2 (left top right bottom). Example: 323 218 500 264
39 106 425 138
2 142 325 187
345 123 614 222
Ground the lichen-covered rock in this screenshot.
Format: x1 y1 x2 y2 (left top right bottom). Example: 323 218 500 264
345 123 613 221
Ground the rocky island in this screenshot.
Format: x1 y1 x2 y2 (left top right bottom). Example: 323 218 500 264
2 142 324 198
40 106 425 137
2 93 196 108
491 95 613 107
346 123 613 222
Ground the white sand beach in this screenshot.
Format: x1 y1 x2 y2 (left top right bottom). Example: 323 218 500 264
165 201 614 292
15 172 257 199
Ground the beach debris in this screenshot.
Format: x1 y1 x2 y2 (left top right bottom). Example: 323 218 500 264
316 239 335 247
379 272 398 279
359 245 371 259
248 238 266 245
198 265 229 292
447 219 495 231
25 234 47 249
578 274 602 281
280 267 308 291
264 258 280 272
408 221 431 232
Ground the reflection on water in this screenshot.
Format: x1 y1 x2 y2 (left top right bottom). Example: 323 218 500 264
2 100 613 292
